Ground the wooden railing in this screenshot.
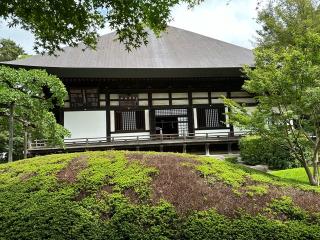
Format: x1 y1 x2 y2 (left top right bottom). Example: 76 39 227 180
29 132 247 150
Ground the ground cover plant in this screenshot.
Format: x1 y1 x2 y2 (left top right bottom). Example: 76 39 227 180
0 151 319 239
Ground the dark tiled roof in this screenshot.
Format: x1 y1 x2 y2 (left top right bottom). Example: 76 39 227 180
3 26 254 69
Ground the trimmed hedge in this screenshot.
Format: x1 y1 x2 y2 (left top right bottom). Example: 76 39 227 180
182 211 320 240
239 135 301 169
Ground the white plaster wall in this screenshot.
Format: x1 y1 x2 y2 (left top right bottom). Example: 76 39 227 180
195 129 231 137
64 111 106 139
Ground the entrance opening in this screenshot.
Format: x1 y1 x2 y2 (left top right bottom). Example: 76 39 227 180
154 109 189 136
155 116 178 134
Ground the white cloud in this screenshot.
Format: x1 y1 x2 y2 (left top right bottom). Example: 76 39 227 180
0 0 260 53
170 0 260 49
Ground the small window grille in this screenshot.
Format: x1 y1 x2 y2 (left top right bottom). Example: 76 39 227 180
197 107 225 129
115 110 145 131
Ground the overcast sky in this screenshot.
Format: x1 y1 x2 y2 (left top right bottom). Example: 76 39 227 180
0 0 260 54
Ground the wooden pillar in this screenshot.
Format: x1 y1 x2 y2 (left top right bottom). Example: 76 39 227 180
160 145 164 152
106 90 111 141
148 92 156 134
205 143 210 156
227 92 234 136
228 143 232 154
187 91 194 135
183 144 187 153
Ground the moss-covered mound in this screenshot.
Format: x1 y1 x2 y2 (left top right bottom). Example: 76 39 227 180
0 151 320 239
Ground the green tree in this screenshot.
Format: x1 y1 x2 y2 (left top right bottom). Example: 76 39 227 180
0 39 25 61
0 66 69 162
224 0 320 186
0 0 203 55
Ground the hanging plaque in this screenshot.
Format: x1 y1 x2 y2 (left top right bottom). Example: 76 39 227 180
119 95 138 106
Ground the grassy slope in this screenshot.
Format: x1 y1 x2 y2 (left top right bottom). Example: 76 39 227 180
0 151 319 239
272 168 310 185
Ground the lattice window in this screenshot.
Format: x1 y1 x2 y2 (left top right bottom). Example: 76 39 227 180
155 109 188 116
177 117 189 136
115 110 145 131
197 107 225 129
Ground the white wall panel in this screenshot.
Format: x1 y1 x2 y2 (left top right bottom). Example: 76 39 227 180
64 111 106 138
138 93 148 99
193 99 209 104
195 129 230 137
139 100 149 106
111 132 150 140
110 94 119 99
172 92 188 98
192 92 208 98
153 100 170 106
211 92 227 98
172 99 188 105
211 99 224 104
152 93 169 99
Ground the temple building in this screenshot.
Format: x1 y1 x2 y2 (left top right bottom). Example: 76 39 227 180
3 26 255 153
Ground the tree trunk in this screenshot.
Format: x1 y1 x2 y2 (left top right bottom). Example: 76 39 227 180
302 160 318 186
8 102 14 162
312 151 319 186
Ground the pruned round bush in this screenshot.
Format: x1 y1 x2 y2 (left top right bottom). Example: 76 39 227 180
239 135 301 169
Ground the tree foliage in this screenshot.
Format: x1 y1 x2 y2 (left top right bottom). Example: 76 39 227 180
0 66 69 161
225 0 320 186
0 0 203 55
0 38 25 61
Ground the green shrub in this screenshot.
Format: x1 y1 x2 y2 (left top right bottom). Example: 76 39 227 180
266 196 308 220
182 211 320 240
239 135 300 169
